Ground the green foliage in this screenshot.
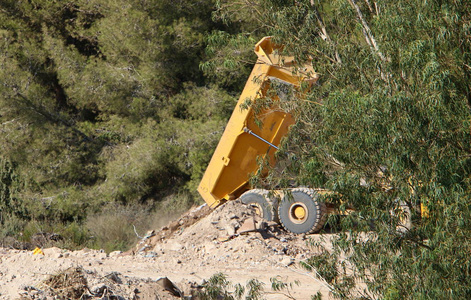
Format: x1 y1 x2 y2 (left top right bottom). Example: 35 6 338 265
0 158 24 222
311 292 323 300
0 0 246 247
201 32 258 89
163 82 235 122
97 113 229 203
300 249 355 298
270 277 300 300
0 215 27 238
214 0 471 298
198 273 245 300
302 253 338 285
57 221 91 249
198 273 311 300
197 273 265 300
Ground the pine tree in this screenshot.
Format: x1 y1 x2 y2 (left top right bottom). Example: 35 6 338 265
0 0 240 241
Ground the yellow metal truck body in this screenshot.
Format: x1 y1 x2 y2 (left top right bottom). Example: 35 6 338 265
197 37 318 208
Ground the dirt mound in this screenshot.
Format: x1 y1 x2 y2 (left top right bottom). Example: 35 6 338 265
17 265 187 300
1 201 334 299
127 203 212 256
132 200 322 269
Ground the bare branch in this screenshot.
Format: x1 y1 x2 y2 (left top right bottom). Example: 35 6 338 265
11 88 95 143
347 0 387 62
287 259 336 293
1 118 22 126
133 225 143 239
310 1 342 64
364 0 374 13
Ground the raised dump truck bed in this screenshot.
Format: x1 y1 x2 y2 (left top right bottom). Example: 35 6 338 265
198 37 317 208
197 37 330 234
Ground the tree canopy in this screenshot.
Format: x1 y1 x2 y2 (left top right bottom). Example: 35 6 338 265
0 0 241 242
213 0 471 298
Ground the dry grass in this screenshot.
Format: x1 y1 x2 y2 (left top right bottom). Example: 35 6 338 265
43 267 88 299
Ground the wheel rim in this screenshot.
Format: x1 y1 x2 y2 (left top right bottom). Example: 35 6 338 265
278 188 327 234
288 203 308 224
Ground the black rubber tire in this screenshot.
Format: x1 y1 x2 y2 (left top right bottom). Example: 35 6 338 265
278 188 327 234
239 189 278 222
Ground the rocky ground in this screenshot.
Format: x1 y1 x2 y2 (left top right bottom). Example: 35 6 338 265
0 200 336 299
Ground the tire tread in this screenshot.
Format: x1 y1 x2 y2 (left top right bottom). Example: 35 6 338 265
278 187 327 234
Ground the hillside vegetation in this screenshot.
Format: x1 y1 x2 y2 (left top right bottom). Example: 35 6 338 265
1 0 471 298
0 0 255 249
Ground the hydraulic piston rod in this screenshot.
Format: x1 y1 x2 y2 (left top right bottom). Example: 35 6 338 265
243 127 279 150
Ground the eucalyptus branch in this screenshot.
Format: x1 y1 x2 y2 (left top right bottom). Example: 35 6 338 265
314 48 339 64
264 291 295 299
374 1 380 15
347 0 393 83
407 237 433 250
310 1 342 64
347 0 386 61
364 0 374 13
243 0 263 19
326 68 340 80
299 99 324 106
287 260 336 293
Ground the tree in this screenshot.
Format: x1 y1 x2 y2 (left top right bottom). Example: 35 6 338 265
212 0 471 298
0 0 242 245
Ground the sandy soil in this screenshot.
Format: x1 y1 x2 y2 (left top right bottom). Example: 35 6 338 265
0 201 336 299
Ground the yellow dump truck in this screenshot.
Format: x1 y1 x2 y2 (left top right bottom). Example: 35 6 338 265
197 37 327 234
